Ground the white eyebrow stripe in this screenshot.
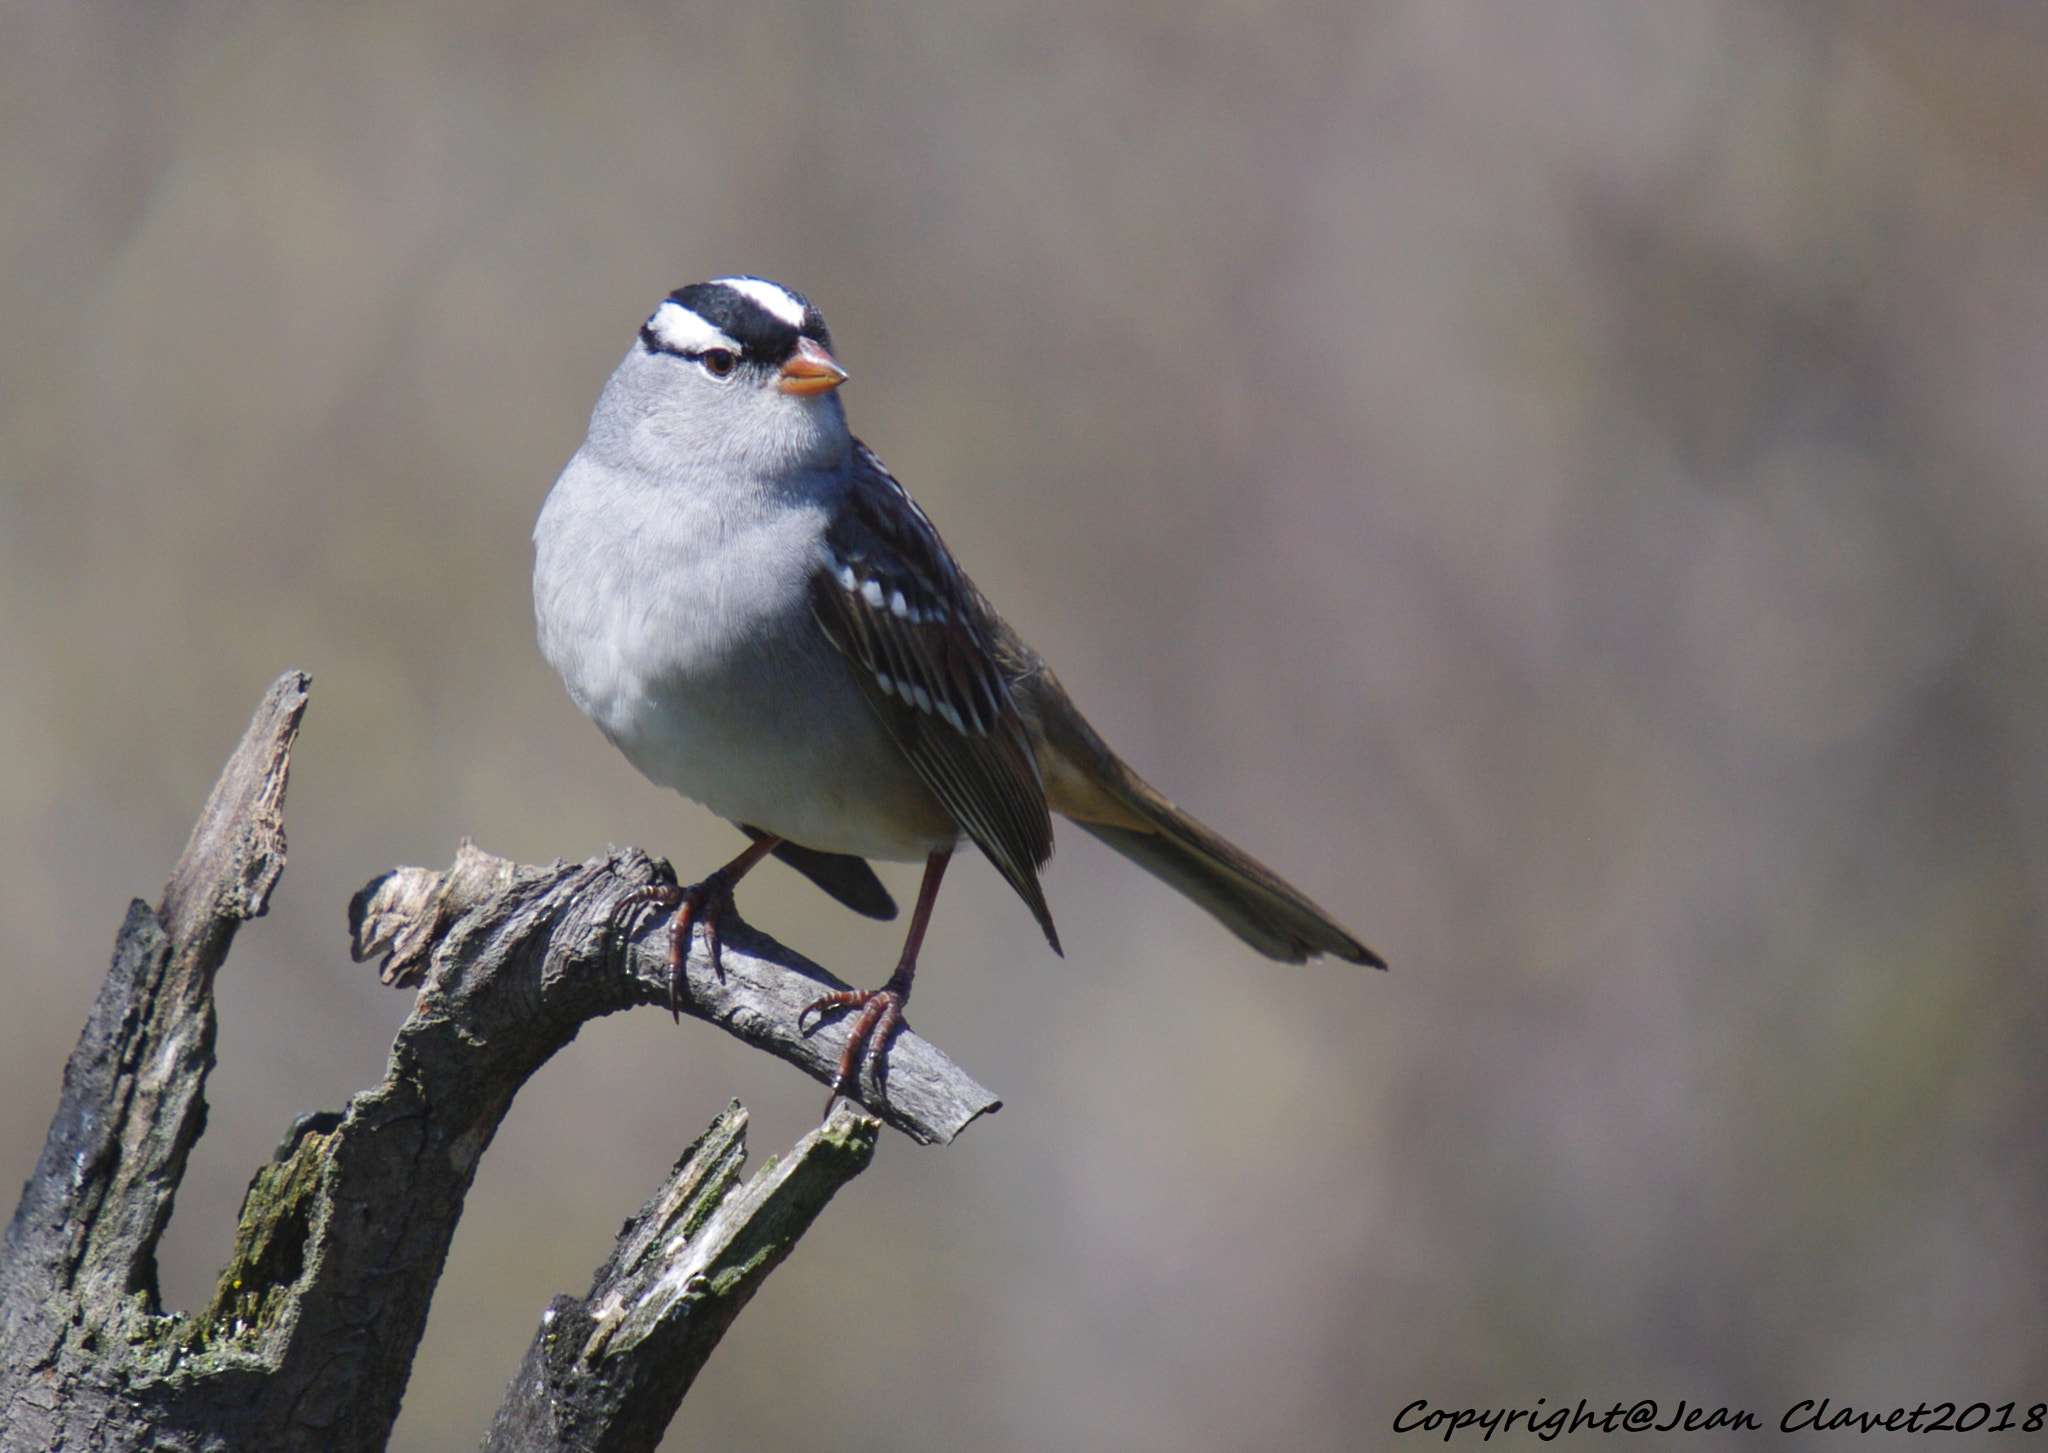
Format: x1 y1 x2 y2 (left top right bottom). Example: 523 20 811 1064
646 302 740 356
714 277 808 328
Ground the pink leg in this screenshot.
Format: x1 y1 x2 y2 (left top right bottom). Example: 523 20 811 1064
803 847 952 1105
621 833 782 1018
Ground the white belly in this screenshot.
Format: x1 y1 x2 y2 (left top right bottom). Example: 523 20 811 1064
534 452 955 860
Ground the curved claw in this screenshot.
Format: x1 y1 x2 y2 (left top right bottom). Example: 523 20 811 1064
797 989 853 1034
616 872 742 1020
800 849 949 1113
803 975 910 1108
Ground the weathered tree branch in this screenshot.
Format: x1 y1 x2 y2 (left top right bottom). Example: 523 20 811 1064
1 670 309 1438
0 672 998 1452
349 840 1001 1147
481 1101 877 1453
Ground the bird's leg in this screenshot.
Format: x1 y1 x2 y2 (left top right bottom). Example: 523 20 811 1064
623 833 783 1018
802 847 951 1106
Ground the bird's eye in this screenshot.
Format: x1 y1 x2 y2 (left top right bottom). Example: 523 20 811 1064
698 349 737 378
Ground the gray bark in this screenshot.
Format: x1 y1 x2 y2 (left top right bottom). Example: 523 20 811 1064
0 672 999 1452
481 1102 877 1453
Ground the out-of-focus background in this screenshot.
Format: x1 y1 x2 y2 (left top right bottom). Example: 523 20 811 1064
5 1 2046 1446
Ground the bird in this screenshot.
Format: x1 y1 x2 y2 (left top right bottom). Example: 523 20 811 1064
533 276 1383 1101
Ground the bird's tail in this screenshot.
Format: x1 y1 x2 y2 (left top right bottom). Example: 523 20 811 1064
1014 662 1384 968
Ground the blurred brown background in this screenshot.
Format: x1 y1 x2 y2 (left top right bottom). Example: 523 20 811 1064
5 1 2046 1447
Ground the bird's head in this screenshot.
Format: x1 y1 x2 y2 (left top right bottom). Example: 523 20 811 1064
594 276 852 483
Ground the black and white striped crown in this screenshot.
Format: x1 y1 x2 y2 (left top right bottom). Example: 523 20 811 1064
639 276 832 365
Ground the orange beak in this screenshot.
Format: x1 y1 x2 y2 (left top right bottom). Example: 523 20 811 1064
776 337 849 396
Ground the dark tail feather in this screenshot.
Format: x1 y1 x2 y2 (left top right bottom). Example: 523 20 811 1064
1076 818 1383 967
1015 660 1383 968
741 826 898 920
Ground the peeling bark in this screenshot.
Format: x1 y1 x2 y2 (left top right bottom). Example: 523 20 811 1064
0 672 997 1452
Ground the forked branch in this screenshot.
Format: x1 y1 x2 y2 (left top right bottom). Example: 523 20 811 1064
0 672 997 1453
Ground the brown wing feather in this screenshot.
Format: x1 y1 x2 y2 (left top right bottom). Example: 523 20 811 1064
811 443 1060 951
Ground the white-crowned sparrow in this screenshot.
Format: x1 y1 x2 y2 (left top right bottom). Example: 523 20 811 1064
534 277 1382 1096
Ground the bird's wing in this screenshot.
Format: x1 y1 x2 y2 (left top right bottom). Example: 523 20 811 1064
811 441 1059 951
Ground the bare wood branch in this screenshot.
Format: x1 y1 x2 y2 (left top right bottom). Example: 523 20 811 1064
0 672 999 1453
481 1102 879 1453
349 841 1003 1147
1 670 309 1441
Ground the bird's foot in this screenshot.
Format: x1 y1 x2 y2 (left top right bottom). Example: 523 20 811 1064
620 866 747 1019
801 968 913 1110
